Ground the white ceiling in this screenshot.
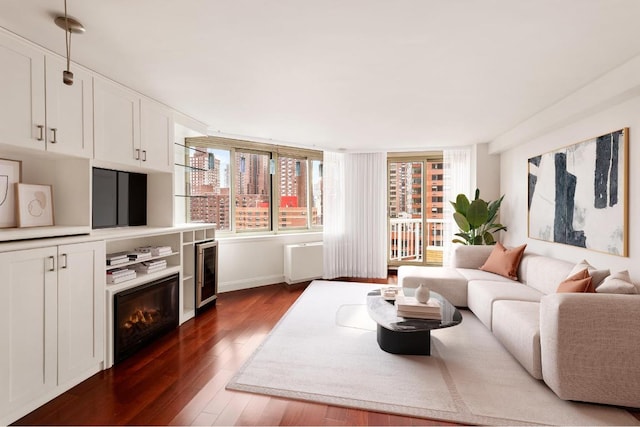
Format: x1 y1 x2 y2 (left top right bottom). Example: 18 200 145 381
2 0 640 152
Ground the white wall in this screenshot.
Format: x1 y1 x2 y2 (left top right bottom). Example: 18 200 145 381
499 95 640 280
217 232 323 292
472 142 501 202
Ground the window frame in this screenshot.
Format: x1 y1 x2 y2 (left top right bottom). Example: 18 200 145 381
184 136 322 235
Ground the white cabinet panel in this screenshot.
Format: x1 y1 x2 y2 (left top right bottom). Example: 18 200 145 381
140 98 173 172
94 79 174 172
0 247 57 417
44 56 93 158
93 77 141 168
57 241 105 386
0 34 46 150
0 32 92 157
0 241 104 425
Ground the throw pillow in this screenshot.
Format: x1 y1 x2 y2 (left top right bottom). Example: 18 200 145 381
568 259 610 287
596 270 638 294
557 268 594 293
479 242 527 280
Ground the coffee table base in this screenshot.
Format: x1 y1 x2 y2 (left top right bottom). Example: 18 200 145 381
376 325 431 355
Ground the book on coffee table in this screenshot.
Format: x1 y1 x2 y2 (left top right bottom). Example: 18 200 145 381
396 308 442 320
394 294 442 319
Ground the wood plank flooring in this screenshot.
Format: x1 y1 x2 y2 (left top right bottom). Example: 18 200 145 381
13 278 639 426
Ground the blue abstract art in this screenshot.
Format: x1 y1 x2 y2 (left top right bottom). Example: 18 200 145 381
528 128 628 256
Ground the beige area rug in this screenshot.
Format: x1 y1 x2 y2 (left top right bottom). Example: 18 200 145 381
227 280 638 426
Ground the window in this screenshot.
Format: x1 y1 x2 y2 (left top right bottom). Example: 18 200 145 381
236 150 271 231
278 155 307 230
178 136 322 234
387 154 444 266
311 159 323 226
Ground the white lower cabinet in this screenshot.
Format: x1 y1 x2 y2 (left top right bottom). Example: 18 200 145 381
0 241 105 425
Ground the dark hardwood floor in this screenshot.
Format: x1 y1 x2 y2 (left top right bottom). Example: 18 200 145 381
13 277 639 426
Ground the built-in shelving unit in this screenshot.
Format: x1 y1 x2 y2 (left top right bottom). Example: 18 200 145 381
180 226 216 321
0 27 212 426
99 224 215 368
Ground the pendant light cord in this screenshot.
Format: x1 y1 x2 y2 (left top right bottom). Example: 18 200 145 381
64 0 71 72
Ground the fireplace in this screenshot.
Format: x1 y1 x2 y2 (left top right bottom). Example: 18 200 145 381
113 274 179 364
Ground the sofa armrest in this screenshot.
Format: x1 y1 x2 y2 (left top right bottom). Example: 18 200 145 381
540 293 640 407
451 245 494 269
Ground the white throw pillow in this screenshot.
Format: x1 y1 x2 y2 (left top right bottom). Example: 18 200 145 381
596 270 638 294
568 260 610 288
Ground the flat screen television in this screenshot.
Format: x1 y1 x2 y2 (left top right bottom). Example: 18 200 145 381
92 167 147 229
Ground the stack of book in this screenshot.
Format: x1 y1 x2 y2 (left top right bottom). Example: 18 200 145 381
106 268 137 284
134 245 173 257
394 293 442 320
135 259 167 274
126 250 153 261
106 251 130 266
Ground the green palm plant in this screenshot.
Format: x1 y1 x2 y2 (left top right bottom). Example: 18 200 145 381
450 189 507 245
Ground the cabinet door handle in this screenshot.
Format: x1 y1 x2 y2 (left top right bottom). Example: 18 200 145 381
48 256 56 272
60 253 68 269
142 150 147 161
50 128 58 144
37 125 44 141
135 148 141 160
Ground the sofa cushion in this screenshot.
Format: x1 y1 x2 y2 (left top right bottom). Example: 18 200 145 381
596 270 638 294
398 266 468 307
467 280 544 330
451 245 495 269
557 268 594 293
457 268 514 283
523 255 575 295
568 260 609 287
479 242 527 280
492 300 542 379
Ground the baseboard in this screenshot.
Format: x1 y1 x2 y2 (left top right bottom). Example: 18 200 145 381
219 274 285 293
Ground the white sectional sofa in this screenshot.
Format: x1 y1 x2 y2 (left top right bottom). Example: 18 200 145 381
398 245 640 408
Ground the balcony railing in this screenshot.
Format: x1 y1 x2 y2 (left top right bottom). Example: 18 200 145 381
389 218 446 264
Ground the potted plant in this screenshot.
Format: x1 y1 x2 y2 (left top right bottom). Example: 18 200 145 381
450 189 507 245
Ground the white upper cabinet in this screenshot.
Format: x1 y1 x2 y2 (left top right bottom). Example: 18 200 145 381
0 33 46 151
140 98 174 172
93 77 141 168
94 77 173 172
44 55 93 158
0 31 93 157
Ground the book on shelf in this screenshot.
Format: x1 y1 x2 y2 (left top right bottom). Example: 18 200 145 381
106 269 137 284
107 268 135 277
134 246 173 257
127 251 153 261
135 259 167 274
106 251 130 266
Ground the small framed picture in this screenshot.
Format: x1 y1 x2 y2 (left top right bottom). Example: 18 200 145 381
0 158 22 228
16 183 54 228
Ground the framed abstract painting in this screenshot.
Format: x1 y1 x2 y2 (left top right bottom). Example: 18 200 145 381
0 158 22 228
528 128 628 256
16 183 54 228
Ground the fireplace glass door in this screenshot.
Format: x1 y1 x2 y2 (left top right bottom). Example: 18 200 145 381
113 274 179 363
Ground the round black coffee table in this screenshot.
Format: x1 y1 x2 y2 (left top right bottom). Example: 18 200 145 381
366 289 462 356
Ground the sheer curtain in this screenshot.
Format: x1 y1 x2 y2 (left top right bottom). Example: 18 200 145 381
323 151 387 279
443 148 471 266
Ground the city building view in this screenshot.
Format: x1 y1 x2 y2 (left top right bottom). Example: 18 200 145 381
388 159 444 265
186 148 322 231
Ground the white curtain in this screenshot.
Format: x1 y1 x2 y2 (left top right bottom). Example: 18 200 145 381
323 151 387 279
443 148 471 266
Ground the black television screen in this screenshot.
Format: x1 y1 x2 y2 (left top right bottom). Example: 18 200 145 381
92 167 147 229
92 168 118 228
